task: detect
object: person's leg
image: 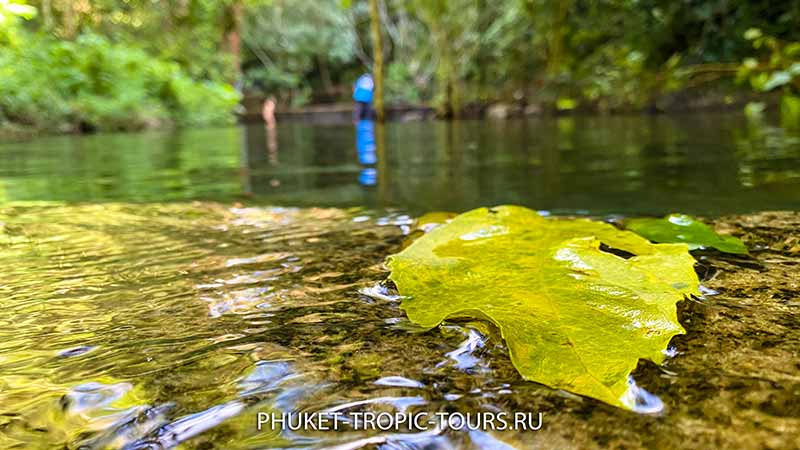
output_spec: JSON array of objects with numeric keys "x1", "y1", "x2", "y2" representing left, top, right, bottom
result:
[{"x1": 354, "y1": 102, "x2": 366, "y2": 122}]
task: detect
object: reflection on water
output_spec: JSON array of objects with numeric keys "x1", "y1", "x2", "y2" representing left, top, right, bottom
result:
[
  {"x1": 1, "y1": 203, "x2": 798, "y2": 449},
  {"x1": 1, "y1": 113, "x2": 799, "y2": 214},
  {"x1": 356, "y1": 120, "x2": 377, "y2": 188}
]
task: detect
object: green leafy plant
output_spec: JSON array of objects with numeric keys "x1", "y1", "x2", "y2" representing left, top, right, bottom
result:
[
  {"x1": 0, "y1": 32, "x2": 239, "y2": 131},
  {"x1": 387, "y1": 206, "x2": 699, "y2": 410},
  {"x1": 625, "y1": 214, "x2": 748, "y2": 255},
  {"x1": 738, "y1": 28, "x2": 800, "y2": 125}
]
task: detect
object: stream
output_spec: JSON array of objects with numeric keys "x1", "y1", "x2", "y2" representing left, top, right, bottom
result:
[{"x1": 0, "y1": 113, "x2": 798, "y2": 449}]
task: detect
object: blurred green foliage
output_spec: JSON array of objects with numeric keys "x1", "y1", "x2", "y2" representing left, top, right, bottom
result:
[
  {"x1": 737, "y1": 27, "x2": 800, "y2": 127},
  {"x1": 1, "y1": 33, "x2": 239, "y2": 131},
  {"x1": 1, "y1": 0, "x2": 240, "y2": 132},
  {"x1": 1, "y1": 0, "x2": 800, "y2": 132},
  {"x1": 241, "y1": 0, "x2": 358, "y2": 105}
]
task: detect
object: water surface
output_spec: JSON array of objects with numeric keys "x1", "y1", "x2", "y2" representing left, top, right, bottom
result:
[
  {"x1": 1, "y1": 113, "x2": 798, "y2": 214},
  {"x1": 0, "y1": 114, "x2": 798, "y2": 449}
]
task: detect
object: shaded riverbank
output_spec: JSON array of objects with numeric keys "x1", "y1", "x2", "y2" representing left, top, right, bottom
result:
[
  {"x1": 3, "y1": 90, "x2": 778, "y2": 143},
  {"x1": 237, "y1": 89, "x2": 778, "y2": 126}
]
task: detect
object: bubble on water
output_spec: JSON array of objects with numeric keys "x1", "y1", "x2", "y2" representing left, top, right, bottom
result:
[
  {"x1": 62, "y1": 381, "x2": 133, "y2": 414},
  {"x1": 238, "y1": 361, "x2": 297, "y2": 396},
  {"x1": 699, "y1": 285, "x2": 719, "y2": 296},
  {"x1": 438, "y1": 328, "x2": 486, "y2": 371},
  {"x1": 58, "y1": 345, "x2": 96, "y2": 358},
  {"x1": 225, "y1": 252, "x2": 291, "y2": 268},
  {"x1": 374, "y1": 376, "x2": 425, "y2": 389},
  {"x1": 395, "y1": 215, "x2": 413, "y2": 225},
  {"x1": 662, "y1": 346, "x2": 679, "y2": 358},
  {"x1": 124, "y1": 401, "x2": 244, "y2": 449},
  {"x1": 375, "y1": 213, "x2": 414, "y2": 228},
  {"x1": 203, "y1": 287, "x2": 274, "y2": 318},
  {"x1": 359, "y1": 283, "x2": 403, "y2": 302},
  {"x1": 619, "y1": 376, "x2": 664, "y2": 414}
]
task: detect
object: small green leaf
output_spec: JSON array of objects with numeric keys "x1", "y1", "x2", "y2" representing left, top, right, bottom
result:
[
  {"x1": 744, "y1": 101, "x2": 766, "y2": 119},
  {"x1": 742, "y1": 57, "x2": 759, "y2": 70},
  {"x1": 625, "y1": 214, "x2": 747, "y2": 254},
  {"x1": 763, "y1": 71, "x2": 792, "y2": 91},
  {"x1": 556, "y1": 98, "x2": 577, "y2": 110},
  {"x1": 744, "y1": 28, "x2": 762, "y2": 40},
  {"x1": 781, "y1": 95, "x2": 800, "y2": 127},
  {"x1": 387, "y1": 206, "x2": 699, "y2": 410}
]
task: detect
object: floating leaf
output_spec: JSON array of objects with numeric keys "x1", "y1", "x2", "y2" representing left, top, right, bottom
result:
[
  {"x1": 387, "y1": 206, "x2": 699, "y2": 410},
  {"x1": 625, "y1": 214, "x2": 747, "y2": 254}
]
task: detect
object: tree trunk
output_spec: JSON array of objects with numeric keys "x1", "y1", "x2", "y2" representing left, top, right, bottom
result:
[
  {"x1": 546, "y1": 0, "x2": 570, "y2": 76},
  {"x1": 446, "y1": 58, "x2": 460, "y2": 118},
  {"x1": 317, "y1": 55, "x2": 334, "y2": 94},
  {"x1": 368, "y1": 0, "x2": 385, "y2": 122},
  {"x1": 56, "y1": 0, "x2": 78, "y2": 39},
  {"x1": 225, "y1": 0, "x2": 244, "y2": 84},
  {"x1": 41, "y1": 0, "x2": 53, "y2": 31},
  {"x1": 437, "y1": 42, "x2": 459, "y2": 118}
]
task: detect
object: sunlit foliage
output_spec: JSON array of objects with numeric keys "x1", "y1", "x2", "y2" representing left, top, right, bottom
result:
[{"x1": 1, "y1": 0, "x2": 799, "y2": 131}]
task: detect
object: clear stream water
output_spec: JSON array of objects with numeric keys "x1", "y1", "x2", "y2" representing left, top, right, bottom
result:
[
  {"x1": 0, "y1": 113, "x2": 798, "y2": 449},
  {"x1": 2, "y1": 114, "x2": 799, "y2": 214}
]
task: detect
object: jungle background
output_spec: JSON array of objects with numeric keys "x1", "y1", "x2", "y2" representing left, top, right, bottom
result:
[{"x1": 1, "y1": 0, "x2": 799, "y2": 133}]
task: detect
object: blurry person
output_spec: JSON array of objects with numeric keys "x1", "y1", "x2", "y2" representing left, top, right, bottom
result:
[
  {"x1": 353, "y1": 73, "x2": 374, "y2": 122},
  {"x1": 261, "y1": 95, "x2": 277, "y2": 129},
  {"x1": 261, "y1": 96, "x2": 278, "y2": 166}
]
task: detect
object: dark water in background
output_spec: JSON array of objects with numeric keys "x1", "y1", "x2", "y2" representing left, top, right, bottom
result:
[
  {"x1": 1, "y1": 113, "x2": 799, "y2": 215},
  {"x1": 1, "y1": 114, "x2": 799, "y2": 449}
]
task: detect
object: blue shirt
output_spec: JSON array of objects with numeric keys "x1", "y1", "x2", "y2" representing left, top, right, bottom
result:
[{"x1": 353, "y1": 74, "x2": 374, "y2": 103}]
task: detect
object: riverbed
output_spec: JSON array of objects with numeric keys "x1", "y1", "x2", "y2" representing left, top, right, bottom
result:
[{"x1": 0, "y1": 114, "x2": 798, "y2": 449}]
